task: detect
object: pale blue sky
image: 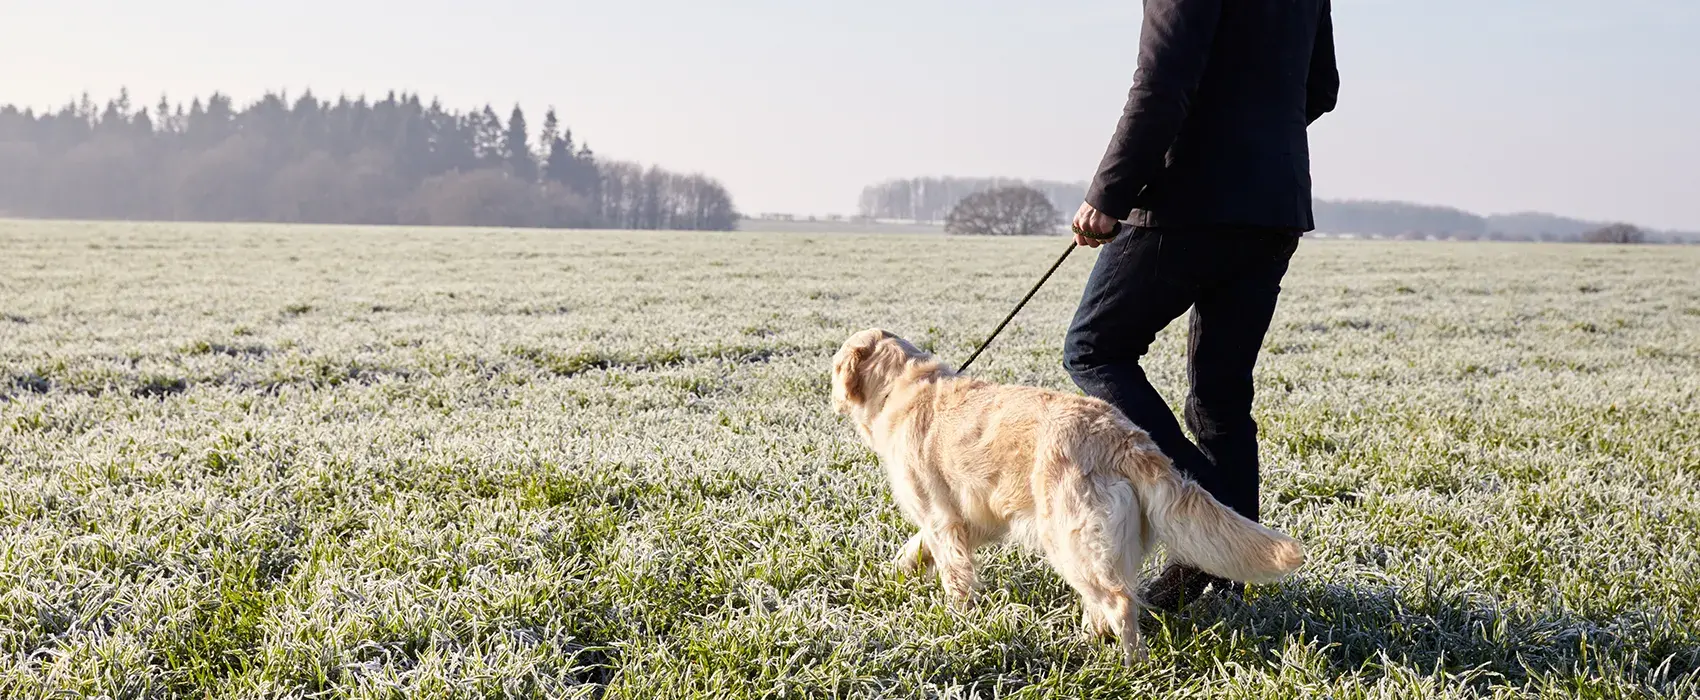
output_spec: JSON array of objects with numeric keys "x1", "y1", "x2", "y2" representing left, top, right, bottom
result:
[{"x1": 5, "y1": 0, "x2": 1698, "y2": 229}]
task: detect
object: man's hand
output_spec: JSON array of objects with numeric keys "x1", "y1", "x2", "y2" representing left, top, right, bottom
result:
[{"x1": 1072, "y1": 201, "x2": 1121, "y2": 248}]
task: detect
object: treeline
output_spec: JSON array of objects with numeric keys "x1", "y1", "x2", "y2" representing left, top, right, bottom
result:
[
  {"x1": 1313, "y1": 200, "x2": 1696, "y2": 242},
  {"x1": 0, "y1": 90, "x2": 738, "y2": 230},
  {"x1": 858, "y1": 176, "x2": 1696, "y2": 243},
  {"x1": 859, "y1": 177, "x2": 1084, "y2": 223}
]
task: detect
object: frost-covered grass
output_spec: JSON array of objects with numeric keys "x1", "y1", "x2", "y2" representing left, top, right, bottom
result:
[{"x1": 1, "y1": 220, "x2": 1697, "y2": 699}]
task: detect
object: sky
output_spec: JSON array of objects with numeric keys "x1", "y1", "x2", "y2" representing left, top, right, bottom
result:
[{"x1": 4, "y1": 0, "x2": 1698, "y2": 230}]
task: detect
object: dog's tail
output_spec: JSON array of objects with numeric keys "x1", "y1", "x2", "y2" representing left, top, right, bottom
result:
[{"x1": 1114, "y1": 436, "x2": 1304, "y2": 583}]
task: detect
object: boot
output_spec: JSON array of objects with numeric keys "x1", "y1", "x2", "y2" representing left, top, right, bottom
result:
[{"x1": 1143, "y1": 564, "x2": 1245, "y2": 613}]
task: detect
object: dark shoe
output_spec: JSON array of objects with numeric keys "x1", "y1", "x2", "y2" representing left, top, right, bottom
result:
[{"x1": 1143, "y1": 564, "x2": 1245, "y2": 613}]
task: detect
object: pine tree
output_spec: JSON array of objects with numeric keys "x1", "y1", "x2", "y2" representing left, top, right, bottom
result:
[
  {"x1": 155, "y1": 95, "x2": 173, "y2": 134},
  {"x1": 541, "y1": 108, "x2": 575, "y2": 186},
  {"x1": 77, "y1": 92, "x2": 97, "y2": 124},
  {"x1": 572, "y1": 142, "x2": 601, "y2": 203},
  {"x1": 132, "y1": 108, "x2": 153, "y2": 136},
  {"x1": 504, "y1": 104, "x2": 535, "y2": 181},
  {"x1": 539, "y1": 108, "x2": 559, "y2": 158},
  {"x1": 99, "y1": 99, "x2": 125, "y2": 132},
  {"x1": 474, "y1": 106, "x2": 505, "y2": 167}
]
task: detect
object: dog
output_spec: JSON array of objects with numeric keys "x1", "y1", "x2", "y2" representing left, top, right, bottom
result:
[{"x1": 830, "y1": 328, "x2": 1304, "y2": 663}]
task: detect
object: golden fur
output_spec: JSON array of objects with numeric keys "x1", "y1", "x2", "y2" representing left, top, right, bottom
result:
[{"x1": 831, "y1": 328, "x2": 1305, "y2": 663}]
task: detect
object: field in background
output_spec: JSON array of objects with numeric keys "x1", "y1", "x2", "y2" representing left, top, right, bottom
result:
[{"x1": 2, "y1": 220, "x2": 1697, "y2": 698}]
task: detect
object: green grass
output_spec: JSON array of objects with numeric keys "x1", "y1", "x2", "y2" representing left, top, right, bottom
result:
[{"x1": 1, "y1": 220, "x2": 1697, "y2": 698}]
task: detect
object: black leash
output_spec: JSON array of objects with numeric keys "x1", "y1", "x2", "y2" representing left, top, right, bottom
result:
[{"x1": 956, "y1": 223, "x2": 1121, "y2": 373}]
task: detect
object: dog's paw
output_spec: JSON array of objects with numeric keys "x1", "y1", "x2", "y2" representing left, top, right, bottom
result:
[
  {"x1": 948, "y1": 596, "x2": 976, "y2": 612},
  {"x1": 892, "y1": 537, "x2": 932, "y2": 575},
  {"x1": 1123, "y1": 642, "x2": 1149, "y2": 667},
  {"x1": 892, "y1": 554, "x2": 931, "y2": 576},
  {"x1": 1080, "y1": 608, "x2": 1115, "y2": 640}
]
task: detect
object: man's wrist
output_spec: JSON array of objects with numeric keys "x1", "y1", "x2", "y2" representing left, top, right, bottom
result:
[{"x1": 1084, "y1": 186, "x2": 1136, "y2": 222}]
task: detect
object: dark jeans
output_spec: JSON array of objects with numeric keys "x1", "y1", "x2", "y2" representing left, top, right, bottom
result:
[{"x1": 1063, "y1": 227, "x2": 1300, "y2": 522}]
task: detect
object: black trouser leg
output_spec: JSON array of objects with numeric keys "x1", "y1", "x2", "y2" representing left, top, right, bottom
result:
[
  {"x1": 1063, "y1": 229, "x2": 1215, "y2": 488},
  {"x1": 1065, "y1": 227, "x2": 1299, "y2": 522},
  {"x1": 1182, "y1": 233, "x2": 1297, "y2": 521}
]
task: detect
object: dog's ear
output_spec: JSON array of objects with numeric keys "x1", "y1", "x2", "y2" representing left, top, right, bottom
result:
[
  {"x1": 834, "y1": 329, "x2": 894, "y2": 411},
  {"x1": 834, "y1": 342, "x2": 871, "y2": 405}
]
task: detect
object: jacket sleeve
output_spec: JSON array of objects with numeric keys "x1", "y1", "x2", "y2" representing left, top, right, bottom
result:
[
  {"x1": 1305, "y1": 0, "x2": 1339, "y2": 126},
  {"x1": 1085, "y1": 0, "x2": 1223, "y2": 221}
]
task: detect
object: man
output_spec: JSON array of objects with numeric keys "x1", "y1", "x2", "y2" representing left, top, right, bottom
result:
[{"x1": 1064, "y1": 0, "x2": 1338, "y2": 611}]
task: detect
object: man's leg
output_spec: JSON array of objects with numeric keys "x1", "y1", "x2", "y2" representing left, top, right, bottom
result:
[
  {"x1": 1185, "y1": 231, "x2": 1301, "y2": 522},
  {"x1": 1062, "y1": 228, "x2": 1212, "y2": 482},
  {"x1": 1142, "y1": 230, "x2": 1299, "y2": 611}
]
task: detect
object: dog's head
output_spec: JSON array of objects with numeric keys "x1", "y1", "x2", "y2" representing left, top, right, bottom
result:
[{"x1": 830, "y1": 328, "x2": 942, "y2": 418}]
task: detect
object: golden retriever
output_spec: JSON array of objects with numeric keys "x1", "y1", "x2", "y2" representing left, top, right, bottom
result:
[{"x1": 830, "y1": 328, "x2": 1304, "y2": 663}]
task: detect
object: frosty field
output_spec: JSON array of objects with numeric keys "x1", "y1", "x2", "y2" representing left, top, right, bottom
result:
[{"x1": 1, "y1": 220, "x2": 1697, "y2": 699}]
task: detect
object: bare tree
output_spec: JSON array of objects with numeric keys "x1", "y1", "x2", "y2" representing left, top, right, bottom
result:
[
  {"x1": 1580, "y1": 223, "x2": 1646, "y2": 244},
  {"x1": 943, "y1": 186, "x2": 1061, "y2": 236},
  {"x1": 861, "y1": 177, "x2": 1084, "y2": 222}
]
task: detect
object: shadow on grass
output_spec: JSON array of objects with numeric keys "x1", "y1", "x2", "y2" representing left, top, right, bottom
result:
[{"x1": 1159, "y1": 577, "x2": 1700, "y2": 692}]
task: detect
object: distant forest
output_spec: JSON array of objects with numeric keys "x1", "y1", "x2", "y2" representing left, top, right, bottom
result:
[
  {"x1": 0, "y1": 90, "x2": 738, "y2": 230},
  {"x1": 859, "y1": 177, "x2": 1697, "y2": 243}
]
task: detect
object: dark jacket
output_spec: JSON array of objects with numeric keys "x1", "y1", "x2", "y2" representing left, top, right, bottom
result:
[{"x1": 1085, "y1": 0, "x2": 1339, "y2": 231}]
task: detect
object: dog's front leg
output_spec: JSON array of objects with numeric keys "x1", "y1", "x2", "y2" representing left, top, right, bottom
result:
[{"x1": 893, "y1": 533, "x2": 932, "y2": 574}]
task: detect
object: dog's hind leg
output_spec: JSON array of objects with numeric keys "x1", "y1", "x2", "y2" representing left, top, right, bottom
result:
[
  {"x1": 1081, "y1": 601, "x2": 1115, "y2": 639},
  {"x1": 1105, "y1": 590, "x2": 1145, "y2": 664},
  {"x1": 925, "y1": 522, "x2": 978, "y2": 609},
  {"x1": 1039, "y1": 514, "x2": 1145, "y2": 660},
  {"x1": 1111, "y1": 476, "x2": 1153, "y2": 665},
  {"x1": 1034, "y1": 451, "x2": 1149, "y2": 663}
]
